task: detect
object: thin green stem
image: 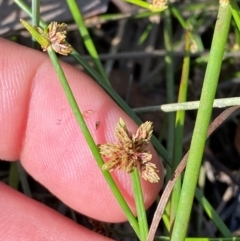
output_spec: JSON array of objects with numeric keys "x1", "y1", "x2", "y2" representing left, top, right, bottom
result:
[
  {"x1": 195, "y1": 189, "x2": 232, "y2": 237},
  {"x1": 65, "y1": 0, "x2": 110, "y2": 85},
  {"x1": 170, "y1": 4, "x2": 232, "y2": 241},
  {"x1": 31, "y1": 0, "x2": 40, "y2": 26},
  {"x1": 131, "y1": 169, "x2": 148, "y2": 241},
  {"x1": 230, "y1": 0, "x2": 240, "y2": 31},
  {"x1": 138, "y1": 22, "x2": 154, "y2": 46},
  {"x1": 17, "y1": 162, "x2": 32, "y2": 197},
  {"x1": 31, "y1": 0, "x2": 40, "y2": 48},
  {"x1": 14, "y1": 0, "x2": 46, "y2": 27},
  {"x1": 9, "y1": 162, "x2": 20, "y2": 190},
  {"x1": 163, "y1": 8, "x2": 175, "y2": 168},
  {"x1": 46, "y1": 47, "x2": 140, "y2": 238},
  {"x1": 163, "y1": 8, "x2": 176, "y2": 231},
  {"x1": 170, "y1": 5, "x2": 187, "y2": 29},
  {"x1": 170, "y1": 30, "x2": 190, "y2": 228}
]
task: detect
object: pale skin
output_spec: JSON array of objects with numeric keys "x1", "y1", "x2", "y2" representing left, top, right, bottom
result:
[{"x1": 0, "y1": 38, "x2": 164, "y2": 241}]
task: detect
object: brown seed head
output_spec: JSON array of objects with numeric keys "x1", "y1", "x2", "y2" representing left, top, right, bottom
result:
[
  {"x1": 38, "y1": 22, "x2": 73, "y2": 55},
  {"x1": 99, "y1": 118, "x2": 159, "y2": 183}
]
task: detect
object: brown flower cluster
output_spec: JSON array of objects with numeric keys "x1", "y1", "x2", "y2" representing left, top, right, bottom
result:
[
  {"x1": 37, "y1": 22, "x2": 72, "y2": 55},
  {"x1": 152, "y1": 0, "x2": 168, "y2": 8},
  {"x1": 99, "y1": 118, "x2": 159, "y2": 183}
]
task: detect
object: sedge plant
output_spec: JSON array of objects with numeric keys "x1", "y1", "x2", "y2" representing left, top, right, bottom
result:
[{"x1": 10, "y1": 0, "x2": 240, "y2": 240}]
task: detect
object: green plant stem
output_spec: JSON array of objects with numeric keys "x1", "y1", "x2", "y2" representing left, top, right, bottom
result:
[
  {"x1": 17, "y1": 162, "x2": 32, "y2": 197},
  {"x1": 230, "y1": 0, "x2": 240, "y2": 31},
  {"x1": 46, "y1": 47, "x2": 140, "y2": 239},
  {"x1": 131, "y1": 169, "x2": 148, "y2": 241},
  {"x1": 163, "y1": 8, "x2": 175, "y2": 229},
  {"x1": 170, "y1": 30, "x2": 190, "y2": 227},
  {"x1": 31, "y1": 0, "x2": 39, "y2": 26},
  {"x1": 31, "y1": 0, "x2": 40, "y2": 48},
  {"x1": 195, "y1": 189, "x2": 232, "y2": 237},
  {"x1": 14, "y1": 0, "x2": 46, "y2": 27},
  {"x1": 65, "y1": 0, "x2": 110, "y2": 85},
  {"x1": 9, "y1": 162, "x2": 19, "y2": 190},
  {"x1": 170, "y1": 4, "x2": 232, "y2": 241},
  {"x1": 163, "y1": 8, "x2": 175, "y2": 168},
  {"x1": 162, "y1": 212, "x2": 171, "y2": 233},
  {"x1": 138, "y1": 22, "x2": 154, "y2": 46},
  {"x1": 170, "y1": 5, "x2": 187, "y2": 29}
]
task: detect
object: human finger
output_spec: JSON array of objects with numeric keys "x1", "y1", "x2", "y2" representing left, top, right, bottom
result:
[{"x1": 0, "y1": 38, "x2": 164, "y2": 222}]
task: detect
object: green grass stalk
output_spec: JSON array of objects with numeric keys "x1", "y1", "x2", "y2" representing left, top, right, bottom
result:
[
  {"x1": 16, "y1": 162, "x2": 32, "y2": 197},
  {"x1": 14, "y1": 0, "x2": 46, "y2": 27},
  {"x1": 163, "y1": 8, "x2": 175, "y2": 168},
  {"x1": 131, "y1": 169, "x2": 148, "y2": 241},
  {"x1": 65, "y1": 0, "x2": 110, "y2": 85},
  {"x1": 195, "y1": 189, "x2": 232, "y2": 237},
  {"x1": 170, "y1": 5, "x2": 187, "y2": 29},
  {"x1": 230, "y1": 0, "x2": 240, "y2": 31},
  {"x1": 170, "y1": 4, "x2": 232, "y2": 241},
  {"x1": 9, "y1": 162, "x2": 20, "y2": 190},
  {"x1": 31, "y1": 0, "x2": 40, "y2": 48},
  {"x1": 163, "y1": 8, "x2": 176, "y2": 230},
  {"x1": 170, "y1": 30, "x2": 190, "y2": 227}
]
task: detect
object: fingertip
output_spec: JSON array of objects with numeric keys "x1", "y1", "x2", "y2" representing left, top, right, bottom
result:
[{"x1": 0, "y1": 38, "x2": 46, "y2": 160}]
